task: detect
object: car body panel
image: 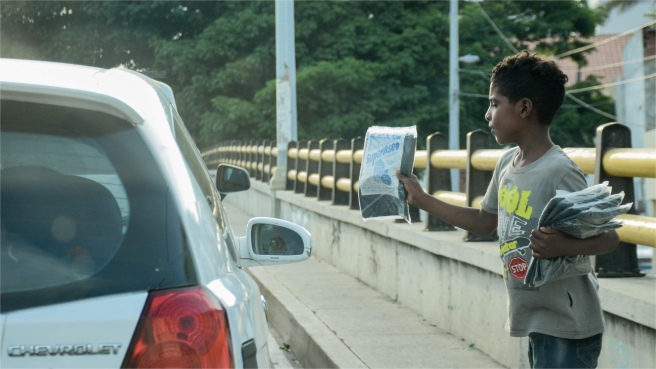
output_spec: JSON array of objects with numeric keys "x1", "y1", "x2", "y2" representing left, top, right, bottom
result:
[
  {"x1": 0, "y1": 293, "x2": 147, "y2": 368},
  {"x1": 1, "y1": 314, "x2": 6, "y2": 349},
  {"x1": 0, "y1": 58, "x2": 271, "y2": 368}
]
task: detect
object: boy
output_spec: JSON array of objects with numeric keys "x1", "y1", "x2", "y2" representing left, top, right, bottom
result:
[{"x1": 397, "y1": 50, "x2": 619, "y2": 368}]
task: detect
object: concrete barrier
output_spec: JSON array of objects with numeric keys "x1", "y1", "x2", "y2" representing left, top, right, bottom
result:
[{"x1": 225, "y1": 181, "x2": 656, "y2": 369}]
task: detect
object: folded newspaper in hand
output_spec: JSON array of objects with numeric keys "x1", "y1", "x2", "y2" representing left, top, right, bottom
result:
[
  {"x1": 359, "y1": 126, "x2": 417, "y2": 223},
  {"x1": 525, "y1": 181, "x2": 632, "y2": 287}
]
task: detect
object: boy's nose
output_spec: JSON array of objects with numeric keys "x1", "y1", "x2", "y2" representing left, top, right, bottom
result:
[{"x1": 485, "y1": 112, "x2": 491, "y2": 121}]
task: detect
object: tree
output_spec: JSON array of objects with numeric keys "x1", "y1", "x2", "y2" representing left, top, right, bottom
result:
[{"x1": 1, "y1": 1, "x2": 611, "y2": 149}]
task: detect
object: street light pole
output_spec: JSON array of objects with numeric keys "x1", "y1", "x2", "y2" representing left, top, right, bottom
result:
[
  {"x1": 449, "y1": 0, "x2": 460, "y2": 193},
  {"x1": 272, "y1": 0, "x2": 298, "y2": 192}
]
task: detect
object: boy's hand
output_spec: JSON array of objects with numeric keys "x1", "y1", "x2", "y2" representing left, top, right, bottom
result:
[
  {"x1": 529, "y1": 227, "x2": 572, "y2": 259},
  {"x1": 396, "y1": 171, "x2": 425, "y2": 206}
]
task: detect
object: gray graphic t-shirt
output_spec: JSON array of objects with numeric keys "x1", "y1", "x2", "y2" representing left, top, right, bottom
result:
[{"x1": 481, "y1": 146, "x2": 605, "y2": 339}]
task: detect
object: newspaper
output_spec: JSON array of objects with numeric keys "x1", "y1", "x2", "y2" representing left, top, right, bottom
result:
[
  {"x1": 359, "y1": 126, "x2": 417, "y2": 223},
  {"x1": 525, "y1": 182, "x2": 632, "y2": 287}
]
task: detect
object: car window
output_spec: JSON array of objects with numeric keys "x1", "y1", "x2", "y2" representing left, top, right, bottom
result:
[
  {"x1": 171, "y1": 109, "x2": 238, "y2": 262},
  {"x1": 1, "y1": 100, "x2": 196, "y2": 312},
  {"x1": 1, "y1": 131, "x2": 129, "y2": 292}
]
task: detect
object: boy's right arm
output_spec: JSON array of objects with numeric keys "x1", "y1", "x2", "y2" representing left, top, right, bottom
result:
[{"x1": 397, "y1": 171, "x2": 497, "y2": 237}]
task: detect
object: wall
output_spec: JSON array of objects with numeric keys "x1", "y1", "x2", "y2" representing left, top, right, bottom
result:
[{"x1": 225, "y1": 181, "x2": 656, "y2": 369}]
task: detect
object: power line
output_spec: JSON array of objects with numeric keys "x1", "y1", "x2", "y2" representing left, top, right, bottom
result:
[
  {"x1": 567, "y1": 73, "x2": 656, "y2": 94},
  {"x1": 556, "y1": 19, "x2": 656, "y2": 59},
  {"x1": 459, "y1": 68, "x2": 492, "y2": 80},
  {"x1": 560, "y1": 55, "x2": 656, "y2": 73},
  {"x1": 564, "y1": 94, "x2": 617, "y2": 121},
  {"x1": 459, "y1": 91, "x2": 618, "y2": 120},
  {"x1": 472, "y1": 1, "x2": 620, "y2": 121},
  {"x1": 475, "y1": 2, "x2": 519, "y2": 54},
  {"x1": 460, "y1": 92, "x2": 489, "y2": 98}
]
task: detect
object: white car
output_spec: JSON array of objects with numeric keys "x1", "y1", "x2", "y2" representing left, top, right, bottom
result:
[{"x1": 0, "y1": 58, "x2": 312, "y2": 369}]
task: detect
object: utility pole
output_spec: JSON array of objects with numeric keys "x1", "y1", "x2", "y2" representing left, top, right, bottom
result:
[
  {"x1": 271, "y1": 0, "x2": 298, "y2": 193},
  {"x1": 449, "y1": 0, "x2": 460, "y2": 193}
]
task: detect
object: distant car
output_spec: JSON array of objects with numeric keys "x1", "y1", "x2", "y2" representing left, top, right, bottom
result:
[{"x1": 0, "y1": 58, "x2": 312, "y2": 369}]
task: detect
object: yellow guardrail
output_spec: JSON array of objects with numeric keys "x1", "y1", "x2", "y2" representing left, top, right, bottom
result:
[
  {"x1": 322, "y1": 150, "x2": 336, "y2": 162},
  {"x1": 336, "y1": 178, "x2": 351, "y2": 192},
  {"x1": 354, "y1": 150, "x2": 363, "y2": 164},
  {"x1": 414, "y1": 150, "x2": 427, "y2": 168},
  {"x1": 202, "y1": 142, "x2": 655, "y2": 249},
  {"x1": 336, "y1": 150, "x2": 352, "y2": 164},
  {"x1": 470, "y1": 150, "x2": 505, "y2": 171},
  {"x1": 432, "y1": 191, "x2": 497, "y2": 211},
  {"x1": 604, "y1": 149, "x2": 656, "y2": 178},
  {"x1": 321, "y1": 176, "x2": 334, "y2": 189},
  {"x1": 308, "y1": 173, "x2": 320, "y2": 185},
  {"x1": 309, "y1": 149, "x2": 321, "y2": 162},
  {"x1": 431, "y1": 150, "x2": 468, "y2": 169},
  {"x1": 616, "y1": 214, "x2": 656, "y2": 247}
]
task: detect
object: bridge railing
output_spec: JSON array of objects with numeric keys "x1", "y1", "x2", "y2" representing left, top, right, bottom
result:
[{"x1": 202, "y1": 123, "x2": 656, "y2": 277}]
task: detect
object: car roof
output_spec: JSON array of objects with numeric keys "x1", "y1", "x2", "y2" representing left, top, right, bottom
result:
[{"x1": 0, "y1": 58, "x2": 173, "y2": 129}]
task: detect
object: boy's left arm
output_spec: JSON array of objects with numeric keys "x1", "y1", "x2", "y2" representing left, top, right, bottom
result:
[{"x1": 529, "y1": 227, "x2": 620, "y2": 259}]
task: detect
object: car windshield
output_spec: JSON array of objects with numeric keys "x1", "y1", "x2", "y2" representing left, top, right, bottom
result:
[{"x1": 1, "y1": 100, "x2": 197, "y2": 312}]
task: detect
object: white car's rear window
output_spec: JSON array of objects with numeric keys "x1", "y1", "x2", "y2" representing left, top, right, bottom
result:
[
  {"x1": 1, "y1": 100, "x2": 197, "y2": 312},
  {"x1": 1, "y1": 132, "x2": 128, "y2": 292}
]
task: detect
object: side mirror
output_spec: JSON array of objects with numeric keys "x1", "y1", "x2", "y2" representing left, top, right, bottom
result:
[
  {"x1": 236, "y1": 217, "x2": 312, "y2": 268},
  {"x1": 216, "y1": 164, "x2": 250, "y2": 194}
]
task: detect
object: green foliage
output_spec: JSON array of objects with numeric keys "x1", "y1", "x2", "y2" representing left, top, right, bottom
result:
[
  {"x1": 1, "y1": 1, "x2": 610, "y2": 149},
  {"x1": 554, "y1": 76, "x2": 616, "y2": 147}
]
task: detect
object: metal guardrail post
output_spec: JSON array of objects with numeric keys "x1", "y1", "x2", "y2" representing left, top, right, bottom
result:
[
  {"x1": 594, "y1": 123, "x2": 645, "y2": 278},
  {"x1": 350, "y1": 137, "x2": 364, "y2": 210},
  {"x1": 318, "y1": 139, "x2": 333, "y2": 201},
  {"x1": 242, "y1": 140, "x2": 248, "y2": 169},
  {"x1": 332, "y1": 139, "x2": 351, "y2": 206},
  {"x1": 286, "y1": 141, "x2": 297, "y2": 191},
  {"x1": 305, "y1": 140, "x2": 320, "y2": 197},
  {"x1": 262, "y1": 140, "x2": 272, "y2": 182},
  {"x1": 240, "y1": 140, "x2": 246, "y2": 167},
  {"x1": 270, "y1": 142, "x2": 277, "y2": 180},
  {"x1": 255, "y1": 139, "x2": 263, "y2": 180},
  {"x1": 248, "y1": 140, "x2": 256, "y2": 177},
  {"x1": 230, "y1": 140, "x2": 237, "y2": 166},
  {"x1": 426, "y1": 132, "x2": 455, "y2": 231},
  {"x1": 295, "y1": 140, "x2": 308, "y2": 194},
  {"x1": 220, "y1": 141, "x2": 226, "y2": 164},
  {"x1": 465, "y1": 130, "x2": 497, "y2": 241}
]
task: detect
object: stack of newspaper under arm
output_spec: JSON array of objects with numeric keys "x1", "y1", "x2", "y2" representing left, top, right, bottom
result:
[{"x1": 525, "y1": 182, "x2": 632, "y2": 287}]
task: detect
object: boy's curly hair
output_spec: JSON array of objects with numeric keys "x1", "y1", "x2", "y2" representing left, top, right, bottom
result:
[{"x1": 491, "y1": 50, "x2": 569, "y2": 125}]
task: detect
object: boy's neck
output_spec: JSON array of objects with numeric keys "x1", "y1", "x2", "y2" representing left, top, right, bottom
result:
[{"x1": 513, "y1": 125, "x2": 555, "y2": 168}]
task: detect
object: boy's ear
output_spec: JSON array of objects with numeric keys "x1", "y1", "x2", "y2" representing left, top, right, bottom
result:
[{"x1": 518, "y1": 98, "x2": 533, "y2": 119}]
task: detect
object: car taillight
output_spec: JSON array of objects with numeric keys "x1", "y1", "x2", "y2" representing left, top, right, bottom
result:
[{"x1": 122, "y1": 286, "x2": 233, "y2": 369}]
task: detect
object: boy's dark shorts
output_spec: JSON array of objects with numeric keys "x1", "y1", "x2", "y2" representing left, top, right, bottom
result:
[{"x1": 528, "y1": 332, "x2": 603, "y2": 368}]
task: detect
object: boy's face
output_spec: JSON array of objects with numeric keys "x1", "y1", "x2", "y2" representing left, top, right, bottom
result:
[{"x1": 485, "y1": 84, "x2": 523, "y2": 145}]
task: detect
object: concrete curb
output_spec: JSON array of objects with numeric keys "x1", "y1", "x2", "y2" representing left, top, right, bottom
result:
[{"x1": 247, "y1": 267, "x2": 368, "y2": 369}]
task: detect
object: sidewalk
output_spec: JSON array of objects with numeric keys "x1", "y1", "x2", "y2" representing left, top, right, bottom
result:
[{"x1": 224, "y1": 203, "x2": 505, "y2": 369}]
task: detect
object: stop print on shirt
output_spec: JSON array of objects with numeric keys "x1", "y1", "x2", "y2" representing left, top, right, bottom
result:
[{"x1": 508, "y1": 257, "x2": 529, "y2": 280}]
